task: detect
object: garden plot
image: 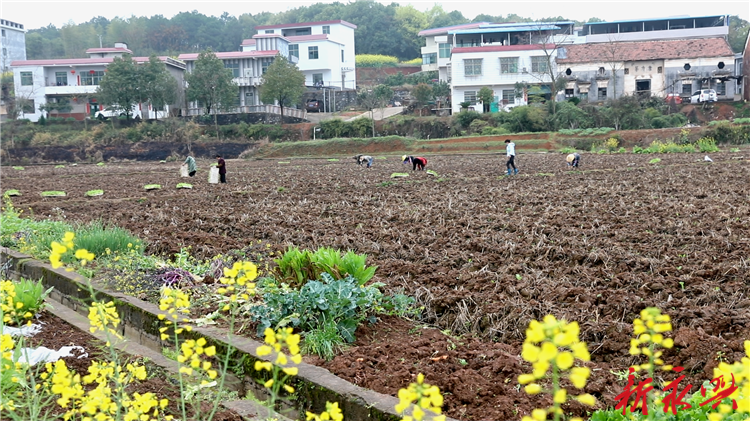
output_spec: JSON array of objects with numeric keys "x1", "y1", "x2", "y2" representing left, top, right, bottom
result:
[{"x1": 2, "y1": 153, "x2": 750, "y2": 420}]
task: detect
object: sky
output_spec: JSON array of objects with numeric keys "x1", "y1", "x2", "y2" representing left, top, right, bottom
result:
[{"x1": 1, "y1": 0, "x2": 749, "y2": 31}]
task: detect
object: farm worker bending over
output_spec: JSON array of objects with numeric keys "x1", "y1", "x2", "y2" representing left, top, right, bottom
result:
[
  {"x1": 566, "y1": 153, "x2": 581, "y2": 168},
  {"x1": 505, "y1": 139, "x2": 518, "y2": 175},
  {"x1": 402, "y1": 155, "x2": 427, "y2": 171},
  {"x1": 216, "y1": 154, "x2": 227, "y2": 183},
  {"x1": 354, "y1": 155, "x2": 374, "y2": 168},
  {"x1": 183, "y1": 156, "x2": 197, "y2": 177}
]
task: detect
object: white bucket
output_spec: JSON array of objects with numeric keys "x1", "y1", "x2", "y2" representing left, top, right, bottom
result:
[
  {"x1": 208, "y1": 167, "x2": 219, "y2": 184},
  {"x1": 180, "y1": 165, "x2": 189, "y2": 177}
]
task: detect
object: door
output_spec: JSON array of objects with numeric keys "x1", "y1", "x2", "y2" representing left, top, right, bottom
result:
[{"x1": 636, "y1": 79, "x2": 651, "y2": 99}]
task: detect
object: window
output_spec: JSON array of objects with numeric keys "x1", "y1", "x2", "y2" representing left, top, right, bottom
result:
[
  {"x1": 295, "y1": 28, "x2": 311, "y2": 36},
  {"x1": 500, "y1": 57, "x2": 518, "y2": 74},
  {"x1": 265, "y1": 30, "x2": 274, "y2": 34},
  {"x1": 624, "y1": 68, "x2": 630, "y2": 75},
  {"x1": 565, "y1": 88, "x2": 574, "y2": 98},
  {"x1": 422, "y1": 53, "x2": 437, "y2": 65},
  {"x1": 464, "y1": 59, "x2": 482, "y2": 76},
  {"x1": 313, "y1": 73, "x2": 323, "y2": 85},
  {"x1": 261, "y1": 60, "x2": 270, "y2": 74},
  {"x1": 1, "y1": 29, "x2": 5, "y2": 37},
  {"x1": 501, "y1": 89, "x2": 514, "y2": 103},
  {"x1": 289, "y1": 44, "x2": 299, "y2": 58},
  {"x1": 81, "y1": 70, "x2": 104, "y2": 86},
  {"x1": 682, "y1": 82, "x2": 692, "y2": 95},
  {"x1": 2, "y1": 48, "x2": 6, "y2": 56},
  {"x1": 439, "y1": 43, "x2": 451, "y2": 59},
  {"x1": 531, "y1": 57, "x2": 548, "y2": 73},
  {"x1": 55, "y1": 71, "x2": 68, "y2": 86},
  {"x1": 657, "y1": 66, "x2": 662, "y2": 74},
  {"x1": 21, "y1": 99, "x2": 35, "y2": 114},
  {"x1": 597, "y1": 67, "x2": 606, "y2": 75},
  {"x1": 716, "y1": 82, "x2": 726, "y2": 96},
  {"x1": 224, "y1": 62, "x2": 240, "y2": 78},
  {"x1": 308, "y1": 46, "x2": 319, "y2": 60},
  {"x1": 464, "y1": 90, "x2": 477, "y2": 103},
  {"x1": 597, "y1": 87, "x2": 607, "y2": 101},
  {"x1": 322, "y1": 25, "x2": 330, "y2": 34},
  {"x1": 20, "y1": 71, "x2": 33, "y2": 86}
]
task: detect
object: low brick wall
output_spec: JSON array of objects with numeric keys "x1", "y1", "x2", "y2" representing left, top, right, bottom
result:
[{"x1": 0, "y1": 247, "x2": 440, "y2": 421}]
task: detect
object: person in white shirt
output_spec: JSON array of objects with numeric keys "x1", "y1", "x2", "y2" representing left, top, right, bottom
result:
[{"x1": 505, "y1": 139, "x2": 518, "y2": 175}]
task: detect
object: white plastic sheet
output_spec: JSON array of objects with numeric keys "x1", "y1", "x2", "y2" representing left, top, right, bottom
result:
[
  {"x1": 3, "y1": 323, "x2": 43, "y2": 337},
  {"x1": 15, "y1": 346, "x2": 88, "y2": 365},
  {"x1": 180, "y1": 165, "x2": 189, "y2": 177},
  {"x1": 209, "y1": 167, "x2": 220, "y2": 184}
]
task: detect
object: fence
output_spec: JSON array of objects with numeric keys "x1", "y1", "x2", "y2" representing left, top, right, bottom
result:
[{"x1": 183, "y1": 104, "x2": 307, "y2": 119}]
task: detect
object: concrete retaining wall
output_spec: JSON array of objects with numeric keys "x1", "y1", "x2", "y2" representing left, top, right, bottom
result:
[{"x1": 0, "y1": 247, "x2": 439, "y2": 421}]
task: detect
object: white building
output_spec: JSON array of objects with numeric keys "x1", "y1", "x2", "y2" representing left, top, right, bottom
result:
[
  {"x1": 420, "y1": 15, "x2": 738, "y2": 113},
  {"x1": 246, "y1": 20, "x2": 357, "y2": 90},
  {"x1": 433, "y1": 21, "x2": 576, "y2": 113},
  {"x1": 11, "y1": 43, "x2": 186, "y2": 122},
  {"x1": 178, "y1": 47, "x2": 281, "y2": 113},
  {"x1": 1, "y1": 18, "x2": 26, "y2": 72}
]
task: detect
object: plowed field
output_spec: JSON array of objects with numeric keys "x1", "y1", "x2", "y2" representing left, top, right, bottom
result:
[{"x1": 3, "y1": 152, "x2": 750, "y2": 420}]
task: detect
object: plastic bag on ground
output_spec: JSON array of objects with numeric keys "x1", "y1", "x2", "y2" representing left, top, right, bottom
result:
[
  {"x1": 209, "y1": 167, "x2": 219, "y2": 184},
  {"x1": 16, "y1": 346, "x2": 88, "y2": 365},
  {"x1": 180, "y1": 165, "x2": 189, "y2": 177}
]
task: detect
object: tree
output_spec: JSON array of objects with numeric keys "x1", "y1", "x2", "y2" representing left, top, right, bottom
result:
[
  {"x1": 411, "y1": 83, "x2": 433, "y2": 116},
  {"x1": 140, "y1": 55, "x2": 178, "y2": 120},
  {"x1": 478, "y1": 87, "x2": 494, "y2": 113},
  {"x1": 259, "y1": 54, "x2": 305, "y2": 122},
  {"x1": 728, "y1": 15, "x2": 750, "y2": 53},
  {"x1": 432, "y1": 80, "x2": 450, "y2": 110},
  {"x1": 358, "y1": 84, "x2": 392, "y2": 136},
  {"x1": 186, "y1": 49, "x2": 238, "y2": 117},
  {"x1": 526, "y1": 23, "x2": 574, "y2": 115},
  {"x1": 601, "y1": 35, "x2": 627, "y2": 99},
  {"x1": 96, "y1": 55, "x2": 141, "y2": 119}
]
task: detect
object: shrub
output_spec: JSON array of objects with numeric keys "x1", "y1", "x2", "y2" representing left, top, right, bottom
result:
[
  {"x1": 468, "y1": 119, "x2": 489, "y2": 134},
  {"x1": 695, "y1": 136, "x2": 719, "y2": 153},
  {"x1": 73, "y1": 220, "x2": 144, "y2": 257},
  {"x1": 591, "y1": 137, "x2": 619, "y2": 153},
  {"x1": 273, "y1": 246, "x2": 377, "y2": 288},
  {"x1": 481, "y1": 126, "x2": 510, "y2": 136},
  {"x1": 355, "y1": 54, "x2": 399, "y2": 67},
  {"x1": 65, "y1": 117, "x2": 77, "y2": 122},
  {"x1": 454, "y1": 110, "x2": 481, "y2": 128}
]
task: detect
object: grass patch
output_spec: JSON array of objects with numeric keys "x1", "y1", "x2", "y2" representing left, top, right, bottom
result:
[
  {"x1": 74, "y1": 220, "x2": 144, "y2": 257},
  {"x1": 327, "y1": 159, "x2": 340, "y2": 162}
]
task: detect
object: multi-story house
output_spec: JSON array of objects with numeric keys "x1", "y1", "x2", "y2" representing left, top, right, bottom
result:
[
  {"x1": 418, "y1": 22, "x2": 491, "y2": 83},
  {"x1": 246, "y1": 20, "x2": 357, "y2": 90},
  {"x1": 1, "y1": 19, "x2": 26, "y2": 121},
  {"x1": 178, "y1": 35, "x2": 284, "y2": 114},
  {"x1": 558, "y1": 15, "x2": 738, "y2": 102},
  {"x1": 11, "y1": 43, "x2": 186, "y2": 122},
  {"x1": 1, "y1": 18, "x2": 26, "y2": 72},
  {"x1": 420, "y1": 15, "x2": 739, "y2": 113},
  {"x1": 437, "y1": 21, "x2": 576, "y2": 113}
]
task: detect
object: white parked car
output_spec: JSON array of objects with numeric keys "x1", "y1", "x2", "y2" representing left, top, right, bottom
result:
[{"x1": 690, "y1": 89, "x2": 717, "y2": 104}]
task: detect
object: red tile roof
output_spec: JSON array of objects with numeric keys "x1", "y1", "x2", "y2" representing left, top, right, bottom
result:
[
  {"x1": 178, "y1": 51, "x2": 278, "y2": 60},
  {"x1": 557, "y1": 37, "x2": 734, "y2": 63},
  {"x1": 241, "y1": 39, "x2": 256, "y2": 46},
  {"x1": 11, "y1": 57, "x2": 178, "y2": 66},
  {"x1": 256, "y1": 19, "x2": 356, "y2": 30},
  {"x1": 452, "y1": 43, "x2": 557, "y2": 54}
]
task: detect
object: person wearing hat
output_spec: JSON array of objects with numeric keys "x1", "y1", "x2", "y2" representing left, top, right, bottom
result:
[
  {"x1": 566, "y1": 153, "x2": 581, "y2": 168},
  {"x1": 505, "y1": 139, "x2": 518, "y2": 175},
  {"x1": 402, "y1": 155, "x2": 427, "y2": 171}
]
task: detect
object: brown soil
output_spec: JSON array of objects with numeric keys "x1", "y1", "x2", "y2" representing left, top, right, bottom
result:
[
  {"x1": 3, "y1": 153, "x2": 750, "y2": 420},
  {"x1": 16, "y1": 312, "x2": 242, "y2": 421}
]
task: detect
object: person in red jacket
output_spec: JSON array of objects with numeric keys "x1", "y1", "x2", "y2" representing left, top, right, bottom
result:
[{"x1": 402, "y1": 155, "x2": 427, "y2": 171}]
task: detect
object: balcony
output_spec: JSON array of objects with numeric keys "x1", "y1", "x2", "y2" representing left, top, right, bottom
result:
[
  {"x1": 233, "y1": 76, "x2": 261, "y2": 86},
  {"x1": 44, "y1": 85, "x2": 98, "y2": 95}
]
